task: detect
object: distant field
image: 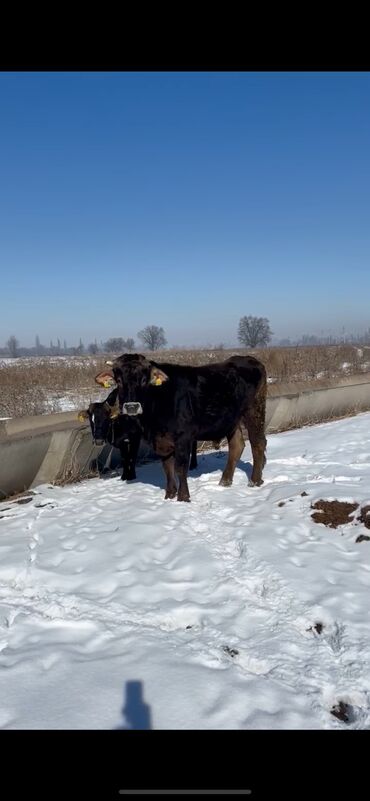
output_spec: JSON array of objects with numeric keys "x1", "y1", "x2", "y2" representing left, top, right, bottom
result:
[{"x1": 1, "y1": 344, "x2": 370, "y2": 418}]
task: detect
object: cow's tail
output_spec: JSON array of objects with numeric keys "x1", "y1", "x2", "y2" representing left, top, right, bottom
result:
[
  {"x1": 241, "y1": 362, "x2": 267, "y2": 445},
  {"x1": 241, "y1": 363, "x2": 268, "y2": 478},
  {"x1": 254, "y1": 362, "x2": 267, "y2": 433}
]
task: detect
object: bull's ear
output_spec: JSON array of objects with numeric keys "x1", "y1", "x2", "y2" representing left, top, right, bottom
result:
[
  {"x1": 150, "y1": 367, "x2": 169, "y2": 386},
  {"x1": 105, "y1": 399, "x2": 120, "y2": 419},
  {"x1": 94, "y1": 370, "x2": 116, "y2": 388},
  {"x1": 77, "y1": 410, "x2": 89, "y2": 422}
]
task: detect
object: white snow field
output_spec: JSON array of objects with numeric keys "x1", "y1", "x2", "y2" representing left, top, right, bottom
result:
[{"x1": 1, "y1": 413, "x2": 370, "y2": 730}]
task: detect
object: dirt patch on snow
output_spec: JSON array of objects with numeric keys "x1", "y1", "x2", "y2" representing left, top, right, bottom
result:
[
  {"x1": 358, "y1": 505, "x2": 370, "y2": 529},
  {"x1": 307, "y1": 622, "x2": 324, "y2": 635},
  {"x1": 330, "y1": 701, "x2": 352, "y2": 723},
  {"x1": 311, "y1": 500, "x2": 358, "y2": 528}
]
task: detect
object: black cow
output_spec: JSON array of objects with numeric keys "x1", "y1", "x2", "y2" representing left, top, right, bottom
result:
[
  {"x1": 78, "y1": 388, "x2": 200, "y2": 481},
  {"x1": 95, "y1": 353, "x2": 267, "y2": 502},
  {"x1": 78, "y1": 389, "x2": 142, "y2": 481}
]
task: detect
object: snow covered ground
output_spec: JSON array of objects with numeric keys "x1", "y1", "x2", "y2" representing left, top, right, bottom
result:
[
  {"x1": 1, "y1": 413, "x2": 370, "y2": 730},
  {"x1": 0, "y1": 357, "x2": 93, "y2": 367},
  {"x1": 51, "y1": 389, "x2": 105, "y2": 412}
]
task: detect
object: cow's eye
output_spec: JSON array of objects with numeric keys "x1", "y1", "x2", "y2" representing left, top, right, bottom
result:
[{"x1": 141, "y1": 376, "x2": 147, "y2": 387}]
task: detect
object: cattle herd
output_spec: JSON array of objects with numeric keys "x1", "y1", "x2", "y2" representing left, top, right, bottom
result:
[{"x1": 78, "y1": 352, "x2": 267, "y2": 502}]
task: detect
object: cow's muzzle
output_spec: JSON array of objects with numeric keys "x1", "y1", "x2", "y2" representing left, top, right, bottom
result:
[{"x1": 122, "y1": 402, "x2": 143, "y2": 416}]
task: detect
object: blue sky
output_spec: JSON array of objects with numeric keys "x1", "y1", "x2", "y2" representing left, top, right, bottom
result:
[{"x1": 1, "y1": 71, "x2": 370, "y2": 348}]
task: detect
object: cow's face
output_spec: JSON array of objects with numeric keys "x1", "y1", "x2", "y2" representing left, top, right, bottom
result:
[
  {"x1": 78, "y1": 401, "x2": 119, "y2": 445},
  {"x1": 94, "y1": 354, "x2": 168, "y2": 416}
]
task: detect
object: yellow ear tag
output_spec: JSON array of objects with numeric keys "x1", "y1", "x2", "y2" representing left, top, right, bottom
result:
[
  {"x1": 78, "y1": 413, "x2": 86, "y2": 422},
  {"x1": 103, "y1": 381, "x2": 111, "y2": 388},
  {"x1": 154, "y1": 377, "x2": 163, "y2": 386}
]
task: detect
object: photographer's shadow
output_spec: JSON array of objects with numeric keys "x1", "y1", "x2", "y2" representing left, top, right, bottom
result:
[{"x1": 116, "y1": 681, "x2": 152, "y2": 730}]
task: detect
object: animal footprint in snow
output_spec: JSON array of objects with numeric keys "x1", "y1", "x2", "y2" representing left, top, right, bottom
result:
[{"x1": 61, "y1": 540, "x2": 78, "y2": 550}]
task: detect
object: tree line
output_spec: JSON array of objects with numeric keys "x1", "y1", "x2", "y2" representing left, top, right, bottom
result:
[
  {"x1": 4, "y1": 317, "x2": 370, "y2": 358},
  {"x1": 2, "y1": 320, "x2": 271, "y2": 358},
  {"x1": 1, "y1": 325, "x2": 169, "y2": 358}
]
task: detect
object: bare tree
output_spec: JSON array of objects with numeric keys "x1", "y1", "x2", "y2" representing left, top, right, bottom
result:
[
  {"x1": 88, "y1": 343, "x2": 99, "y2": 354},
  {"x1": 7, "y1": 335, "x2": 19, "y2": 358},
  {"x1": 237, "y1": 316, "x2": 273, "y2": 348},
  {"x1": 123, "y1": 337, "x2": 135, "y2": 351},
  {"x1": 137, "y1": 325, "x2": 167, "y2": 350},
  {"x1": 105, "y1": 337, "x2": 126, "y2": 353}
]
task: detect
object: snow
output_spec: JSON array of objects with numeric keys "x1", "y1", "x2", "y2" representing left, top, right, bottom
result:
[
  {"x1": 52, "y1": 390, "x2": 105, "y2": 412},
  {"x1": 1, "y1": 413, "x2": 370, "y2": 729},
  {"x1": 0, "y1": 356, "x2": 95, "y2": 367}
]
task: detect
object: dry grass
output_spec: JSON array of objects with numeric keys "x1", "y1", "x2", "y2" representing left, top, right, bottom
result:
[
  {"x1": 0, "y1": 356, "x2": 107, "y2": 418},
  {"x1": 1, "y1": 345, "x2": 370, "y2": 418},
  {"x1": 132, "y1": 343, "x2": 370, "y2": 386}
]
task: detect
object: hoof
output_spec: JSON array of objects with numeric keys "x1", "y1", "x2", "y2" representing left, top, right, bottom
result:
[
  {"x1": 248, "y1": 478, "x2": 264, "y2": 487},
  {"x1": 177, "y1": 495, "x2": 190, "y2": 502},
  {"x1": 165, "y1": 489, "x2": 177, "y2": 500},
  {"x1": 219, "y1": 477, "x2": 232, "y2": 487}
]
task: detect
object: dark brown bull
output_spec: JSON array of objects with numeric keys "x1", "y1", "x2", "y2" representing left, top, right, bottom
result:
[{"x1": 95, "y1": 353, "x2": 267, "y2": 502}]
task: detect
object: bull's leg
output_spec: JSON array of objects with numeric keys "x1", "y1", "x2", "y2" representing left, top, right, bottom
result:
[
  {"x1": 174, "y1": 438, "x2": 191, "y2": 502},
  {"x1": 219, "y1": 426, "x2": 245, "y2": 487},
  {"x1": 120, "y1": 441, "x2": 131, "y2": 481},
  {"x1": 154, "y1": 434, "x2": 177, "y2": 498},
  {"x1": 189, "y1": 440, "x2": 198, "y2": 470},
  {"x1": 162, "y1": 455, "x2": 177, "y2": 499},
  {"x1": 244, "y1": 403, "x2": 267, "y2": 487},
  {"x1": 126, "y1": 433, "x2": 141, "y2": 480}
]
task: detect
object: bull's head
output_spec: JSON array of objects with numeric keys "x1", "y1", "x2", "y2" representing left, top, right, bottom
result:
[{"x1": 94, "y1": 354, "x2": 169, "y2": 416}]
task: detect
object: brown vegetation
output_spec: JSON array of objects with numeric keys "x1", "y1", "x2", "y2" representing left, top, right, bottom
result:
[
  {"x1": 1, "y1": 344, "x2": 370, "y2": 419},
  {"x1": 0, "y1": 357, "x2": 106, "y2": 418}
]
